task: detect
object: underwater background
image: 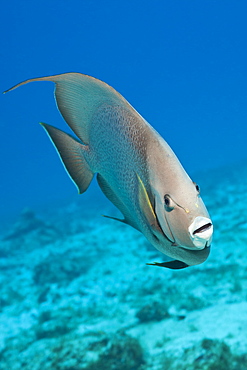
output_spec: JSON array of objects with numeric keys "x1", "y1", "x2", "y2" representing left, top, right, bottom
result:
[{"x1": 1, "y1": 1, "x2": 247, "y2": 369}]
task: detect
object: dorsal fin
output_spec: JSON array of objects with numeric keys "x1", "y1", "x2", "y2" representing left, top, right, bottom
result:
[{"x1": 4, "y1": 73, "x2": 132, "y2": 144}]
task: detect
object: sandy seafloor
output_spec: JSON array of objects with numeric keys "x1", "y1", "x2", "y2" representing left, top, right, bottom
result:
[{"x1": 1, "y1": 161, "x2": 247, "y2": 370}]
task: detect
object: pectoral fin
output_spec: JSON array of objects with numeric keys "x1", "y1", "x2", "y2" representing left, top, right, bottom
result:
[
  {"x1": 146, "y1": 260, "x2": 189, "y2": 269},
  {"x1": 136, "y1": 173, "x2": 157, "y2": 226}
]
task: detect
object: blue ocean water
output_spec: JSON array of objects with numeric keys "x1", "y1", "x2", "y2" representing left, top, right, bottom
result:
[{"x1": 1, "y1": 1, "x2": 247, "y2": 369}]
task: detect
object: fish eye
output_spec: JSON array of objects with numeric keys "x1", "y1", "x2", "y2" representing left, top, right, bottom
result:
[
  {"x1": 193, "y1": 182, "x2": 200, "y2": 194},
  {"x1": 164, "y1": 196, "x2": 170, "y2": 206},
  {"x1": 164, "y1": 195, "x2": 174, "y2": 212}
]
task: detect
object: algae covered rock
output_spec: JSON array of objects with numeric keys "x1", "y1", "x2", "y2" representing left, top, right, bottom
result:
[
  {"x1": 160, "y1": 338, "x2": 247, "y2": 370},
  {"x1": 86, "y1": 332, "x2": 144, "y2": 370},
  {"x1": 136, "y1": 300, "x2": 170, "y2": 322},
  {"x1": 0, "y1": 331, "x2": 144, "y2": 370},
  {"x1": 33, "y1": 251, "x2": 91, "y2": 285}
]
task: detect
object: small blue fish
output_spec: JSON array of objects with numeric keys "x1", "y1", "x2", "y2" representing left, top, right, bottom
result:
[{"x1": 5, "y1": 73, "x2": 213, "y2": 269}]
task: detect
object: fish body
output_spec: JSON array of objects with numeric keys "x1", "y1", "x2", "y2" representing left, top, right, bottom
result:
[{"x1": 5, "y1": 73, "x2": 213, "y2": 268}]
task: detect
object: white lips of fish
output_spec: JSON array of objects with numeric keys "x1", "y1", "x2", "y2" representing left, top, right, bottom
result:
[{"x1": 189, "y1": 216, "x2": 213, "y2": 249}]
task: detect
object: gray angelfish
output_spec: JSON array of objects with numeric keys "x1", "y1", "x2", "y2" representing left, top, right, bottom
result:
[{"x1": 5, "y1": 73, "x2": 213, "y2": 269}]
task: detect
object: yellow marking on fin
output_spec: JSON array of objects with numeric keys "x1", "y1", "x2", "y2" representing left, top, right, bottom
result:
[{"x1": 136, "y1": 173, "x2": 156, "y2": 220}]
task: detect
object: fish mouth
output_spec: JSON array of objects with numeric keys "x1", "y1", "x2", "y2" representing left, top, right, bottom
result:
[
  {"x1": 189, "y1": 217, "x2": 213, "y2": 249},
  {"x1": 192, "y1": 222, "x2": 213, "y2": 235}
]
